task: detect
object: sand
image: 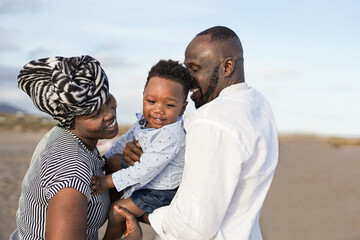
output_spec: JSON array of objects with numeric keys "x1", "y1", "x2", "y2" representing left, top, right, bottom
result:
[{"x1": 1, "y1": 130, "x2": 359, "y2": 240}]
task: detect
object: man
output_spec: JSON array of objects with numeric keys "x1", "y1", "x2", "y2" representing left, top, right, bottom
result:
[{"x1": 119, "y1": 26, "x2": 278, "y2": 240}]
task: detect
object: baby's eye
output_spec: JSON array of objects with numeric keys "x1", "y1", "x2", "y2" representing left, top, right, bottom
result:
[
  {"x1": 166, "y1": 104, "x2": 176, "y2": 108},
  {"x1": 146, "y1": 100, "x2": 155, "y2": 104}
]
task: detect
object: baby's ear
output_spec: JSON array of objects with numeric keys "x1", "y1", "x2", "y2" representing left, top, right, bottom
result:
[{"x1": 180, "y1": 101, "x2": 188, "y2": 116}]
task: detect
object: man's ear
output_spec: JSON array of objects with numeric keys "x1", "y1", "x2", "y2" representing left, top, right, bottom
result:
[
  {"x1": 180, "y1": 101, "x2": 188, "y2": 116},
  {"x1": 224, "y1": 58, "x2": 235, "y2": 77}
]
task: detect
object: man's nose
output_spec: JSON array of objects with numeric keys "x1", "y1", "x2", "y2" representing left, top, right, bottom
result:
[{"x1": 190, "y1": 75, "x2": 196, "y2": 88}]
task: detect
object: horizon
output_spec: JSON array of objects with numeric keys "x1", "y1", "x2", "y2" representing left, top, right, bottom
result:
[{"x1": 1, "y1": 102, "x2": 358, "y2": 140}]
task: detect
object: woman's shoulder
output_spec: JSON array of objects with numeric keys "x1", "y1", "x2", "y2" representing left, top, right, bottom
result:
[
  {"x1": 44, "y1": 127, "x2": 80, "y2": 153},
  {"x1": 39, "y1": 127, "x2": 91, "y2": 169}
]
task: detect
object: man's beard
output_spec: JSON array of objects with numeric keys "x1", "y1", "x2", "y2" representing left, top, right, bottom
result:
[{"x1": 195, "y1": 65, "x2": 219, "y2": 109}]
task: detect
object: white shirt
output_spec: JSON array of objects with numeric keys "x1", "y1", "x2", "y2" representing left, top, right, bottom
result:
[
  {"x1": 149, "y1": 82, "x2": 278, "y2": 240},
  {"x1": 104, "y1": 113, "x2": 185, "y2": 198}
]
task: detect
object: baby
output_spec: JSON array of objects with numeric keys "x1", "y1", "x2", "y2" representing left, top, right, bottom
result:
[{"x1": 91, "y1": 59, "x2": 192, "y2": 238}]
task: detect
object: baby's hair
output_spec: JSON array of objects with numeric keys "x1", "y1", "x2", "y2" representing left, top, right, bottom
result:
[{"x1": 145, "y1": 59, "x2": 192, "y2": 100}]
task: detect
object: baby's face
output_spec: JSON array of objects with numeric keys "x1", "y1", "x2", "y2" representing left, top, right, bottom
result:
[{"x1": 143, "y1": 76, "x2": 187, "y2": 129}]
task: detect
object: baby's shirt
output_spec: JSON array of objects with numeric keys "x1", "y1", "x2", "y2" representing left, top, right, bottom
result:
[{"x1": 104, "y1": 113, "x2": 185, "y2": 198}]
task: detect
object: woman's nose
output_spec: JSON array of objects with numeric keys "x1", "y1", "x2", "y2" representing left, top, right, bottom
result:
[
  {"x1": 104, "y1": 95, "x2": 117, "y2": 120},
  {"x1": 104, "y1": 105, "x2": 116, "y2": 121}
]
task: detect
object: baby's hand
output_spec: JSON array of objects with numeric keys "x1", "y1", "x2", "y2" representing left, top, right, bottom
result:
[{"x1": 91, "y1": 175, "x2": 112, "y2": 196}]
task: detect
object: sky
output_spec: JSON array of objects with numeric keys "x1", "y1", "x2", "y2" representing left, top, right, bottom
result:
[{"x1": 0, "y1": 0, "x2": 359, "y2": 137}]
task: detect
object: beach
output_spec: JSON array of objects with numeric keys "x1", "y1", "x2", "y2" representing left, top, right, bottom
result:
[{"x1": 1, "y1": 130, "x2": 359, "y2": 240}]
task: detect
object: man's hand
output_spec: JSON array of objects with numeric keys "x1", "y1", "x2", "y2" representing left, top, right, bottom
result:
[
  {"x1": 114, "y1": 205, "x2": 143, "y2": 240},
  {"x1": 123, "y1": 140, "x2": 143, "y2": 166}
]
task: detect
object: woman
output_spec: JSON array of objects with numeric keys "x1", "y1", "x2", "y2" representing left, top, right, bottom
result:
[{"x1": 10, "y1": 55, "x2": 118, "y2": 240}]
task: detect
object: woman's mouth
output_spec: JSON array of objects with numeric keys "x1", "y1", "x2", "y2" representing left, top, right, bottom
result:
[{"x1": 105, "y1": 118, "x2": 117, "y2": 130}]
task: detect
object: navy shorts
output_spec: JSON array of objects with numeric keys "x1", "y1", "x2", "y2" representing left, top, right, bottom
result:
[
  {"x1": 121, "y1": 156, "x2": 178, "y2": 213},
  {"x1": 130, "y1": 188, "x2": 178, "y2": 213}
]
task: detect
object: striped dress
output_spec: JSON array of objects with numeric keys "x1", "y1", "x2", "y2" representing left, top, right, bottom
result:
[{"x1": 10, "y1": 126, "x2": 110, "y2": 240}]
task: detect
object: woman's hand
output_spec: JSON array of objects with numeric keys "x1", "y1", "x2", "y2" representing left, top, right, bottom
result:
[{"x1": 123, "y1": 140, "x2": 143, "y2": 166}]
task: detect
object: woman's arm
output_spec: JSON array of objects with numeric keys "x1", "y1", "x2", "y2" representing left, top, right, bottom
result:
[{"x1": 46, "y1": 187, "x2": 88, "y2": 240}]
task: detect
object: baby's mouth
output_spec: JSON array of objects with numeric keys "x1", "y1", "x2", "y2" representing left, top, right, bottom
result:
[{"x1": 151, "y1": 117, "x2": 166, "y2": 127}]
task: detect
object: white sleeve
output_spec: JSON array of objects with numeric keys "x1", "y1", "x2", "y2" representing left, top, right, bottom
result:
[
  {"x1": 103, "y1": 125, "x2": 136, "y2": 159},
  {"x1": 149, "y1": 121, "x2": 244, "y2": 239},
  {"x1": 112, "y1": 128, "x2": 180, "y2": 192}
]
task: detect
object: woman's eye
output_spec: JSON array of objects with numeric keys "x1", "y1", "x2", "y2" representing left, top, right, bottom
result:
[{"x1": 90, "y1": 110, "x2": 101, "y2": 119}]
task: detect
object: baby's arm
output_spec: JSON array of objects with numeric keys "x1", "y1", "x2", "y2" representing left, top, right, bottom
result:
[
  {"x1": 92, "y1": 153, "x2": 123, "y2": 196},
  {"x1": 104, "y1": 154, "x2": 123, "y2": 175},
  {"x1": 104, "y1": 125, "x2": 136, "y2": 160},
  {"x1": 93, "y1": 126, "x2": 135, "y2": 196},
  {"x1": 112, "y1": 130, "x2": 181, "y2": 192}
]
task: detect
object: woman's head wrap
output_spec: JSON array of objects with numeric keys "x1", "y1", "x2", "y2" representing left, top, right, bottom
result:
[{"x1": 18, "y1": 55, "x2": 109, "y2": 129}]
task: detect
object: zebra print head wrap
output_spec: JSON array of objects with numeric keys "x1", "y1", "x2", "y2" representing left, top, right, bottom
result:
[{"x1": 18, "y1": 55, "x2": 109, "y2": 129}]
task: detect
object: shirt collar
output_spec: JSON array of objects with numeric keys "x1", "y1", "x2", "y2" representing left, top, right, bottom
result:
[{"x1": 219, "y1": 82, "x2": 248, "y2": 97}]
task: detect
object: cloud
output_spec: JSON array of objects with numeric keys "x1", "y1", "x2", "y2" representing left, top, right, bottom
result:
[
  {"x1": 0, "y1": 0, "x2": 43, "y2": 14},
  {"x1": 247, "y1": 65, "x2": 299, "y2": 81},
  {"x1": 95, "y1": 55, "x2": 127, "y2": 68},
  {"x1": 27, "y1": 48, "x2": 51, "y2": 60},
  {"x1": 0, "y1": 65, "x2": 19, "y2": 83},
  {"x1": 96, "y1": 41, "x2": 120, "y2": 52},
  {"x1": 93, "y1": 41, "x2": 133, "y2": 67},
  {"x1": 0, "y1": 28, "x2": 19, "y2": 52}
]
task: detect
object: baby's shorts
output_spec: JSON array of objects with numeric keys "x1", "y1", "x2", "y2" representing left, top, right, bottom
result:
[
  {"x1": 130, "y1": 187, "x2": 178, "y2": 214},
  {"x1": 120, "y1": 156, "x2": 178, "y2": 213}
]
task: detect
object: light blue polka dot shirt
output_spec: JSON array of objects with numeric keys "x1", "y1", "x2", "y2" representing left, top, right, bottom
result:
[{"x1": 104, "y1": 113, "x2": 185, "y2": 199}]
